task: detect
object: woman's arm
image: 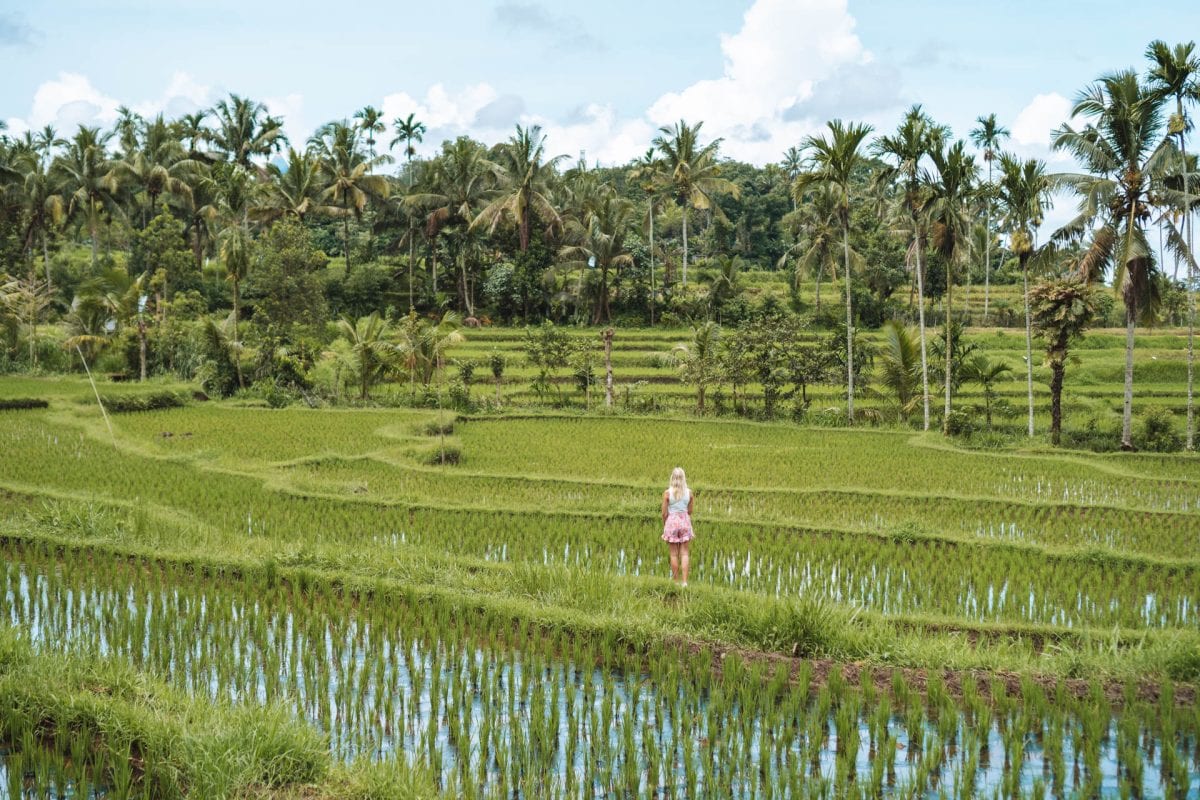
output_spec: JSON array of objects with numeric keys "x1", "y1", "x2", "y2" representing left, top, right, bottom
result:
[
  {"x1": 661, "y1": 491, "x2": 669, "y2": 522},
  {"x1": 687, "y1": 492, "x2": 694, "y2": 516}
]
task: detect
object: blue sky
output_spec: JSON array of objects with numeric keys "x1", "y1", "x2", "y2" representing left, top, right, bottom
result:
[{"x1": 2, "y1": 0, "x2": 1196, "y2": 173}]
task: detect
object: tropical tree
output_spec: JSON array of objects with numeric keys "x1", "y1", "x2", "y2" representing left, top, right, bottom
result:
[
  {"x1": 1053, "y1": 70, "x2": 1173, "y2": 449},
  {"x1": 353, "y1": 106, "x2": 385, "y2": 159},
  {"x1": 253, "y1": 147, "x2": 330, "y2": 223},
  {"x1": 794, "y1": 119, "x2": 875, "y2": 422},
  {"x1": 873, "y1": 105, "x2": 947, "y2": 430},
  {"x1": 970, "y1": 114, "x2": 1010, "y2": 324},
  {"x1": 52, "y1": 126, "x2": 120, "y2": 271},
  {"x1": 559, "y1": 190, "x2": 634, "y2": 324},
  {"x1": 781, "y1": 146, "x2": 803, "y2": 210},
  {"x1": 1, "y1": 272, "x2": 54, "y2": 367},
  {"x1": 473, "y1": 124, "x2": 565, "y2": 252},
  {"x1": 673, "y1": 321, "x2": 721, "y2": 414},
  {"x1": 309, "y1": 120, "x2": 392, "y2": 274},
  {"x1": 998, "y1": 154, "x2": 1052, "y2": 438},
  {"x1": 336, "y1": 311, "x2": 393, "y2": 399},
  {"x1": 960, "y1": 355, "x2": 1012, "y2": 430},
  {"x1": 630, "y1": 148, "x2": 667, "y2": 322},
  {"x1": 1029, "y1": 277, "x2": 1098, "y2": 444},
  {"x1": 412, "y1": 137, "x2": 499, "y2": 313},
  {"x1": 219, "y1": 224, "x2": 250, "y2": 388},
  {"x1": 1146, "y1": 40, "x2": 1199, "y2": 450},
  {"x1": 112, "y1": 114, "x2": 196, "y2": 226},
  {"x1": 926, "y1": 139, "x2": 980, "y2": 433},
  {"x1": 206, "y1": 94, "x2": 287, "y2": 168},
  {"x1": 390, "y1": 113, "x2": 427, "y2": 310},
  {"x1": 876, "y1": 320, "x2": 921, "y2": 422},
  {"x1": 779, "y1": 184, "x2": 844, "y2": 314},
  {"x1": 12, "y1": 141, "x2": 65, "y2": 286},
  {"x1": 653, "y1": 120, "x2": 739, "y2": 287},
  {"x1": 706, "y1": 255, "x2": 743, "y2": 319}
]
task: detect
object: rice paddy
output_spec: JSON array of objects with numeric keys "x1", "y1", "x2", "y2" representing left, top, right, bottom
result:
[{"x1": 1, "y1": 356, "x2": 1199, "y2": 798}]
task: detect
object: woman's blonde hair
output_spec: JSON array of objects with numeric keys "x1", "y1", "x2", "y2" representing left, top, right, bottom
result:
[{"x1": 668, "y1": 467, "x2": 688, "y2": 503}]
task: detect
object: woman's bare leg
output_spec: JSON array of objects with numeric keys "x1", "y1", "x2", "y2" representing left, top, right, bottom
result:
[
  {"x1": 668, "y1": 543, "x2": 681, "y2": 581},
  {"x1": 680, "y1": 541, "x2": 691, "y2": 585}
]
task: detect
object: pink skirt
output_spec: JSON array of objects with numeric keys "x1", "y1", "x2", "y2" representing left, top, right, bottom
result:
[{"x1": 662, "y1": 511, "x2": 694, "y2": 544}]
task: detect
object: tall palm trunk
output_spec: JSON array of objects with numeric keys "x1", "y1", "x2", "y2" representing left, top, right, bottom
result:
[
  {"x1": 1182, "y1": 116, "x2": 1194, "y2": 450},
  {"x1": 343, "y1": 212, "x2": 352, "y2": 276},
  {"x1": 89, "y1": 211, "x2": 99, "y2": 272},
  {"x1": 407, "y1": 152, "x2": 416, "y2": 311},
  {"x1": 913, "y1": 222, "x2": 930, "y2": 431},
  {"x1": 42, "y1": 232, "x2": 52, "y2": 291},
  {"x1": 843, "y1": 217, "x2": 855, "y2": 423},
  {"x1": 943, "y1": 263, "x2": 953, "y2": 434},
  {"x1": 681, "y1": 209, "x2": 689, "y2": 288},
  {"x1": 1022, "y1": 255, "x2": 1035, "y2": 437},
  {"x1": 232, "y1": 278, "x2": 244, "y2": 389},
  {"x1": 1122, "y1": 303, "x2": 1136, "y2": 449},
  {"x1": 983, "y1": 159, "x2": 993, "y2": 324},
  {"x1": 602, "y1": 328, "x2": 614, "y2": 408},
  {"x1": 648, "y1": 207, "x2": 655, "y2": 325}
]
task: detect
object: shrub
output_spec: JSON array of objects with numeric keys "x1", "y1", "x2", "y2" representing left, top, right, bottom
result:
[
  {"x1": 0, "y1": 398, "x2": 49, "y2": 411},
  {"x1": 942, "y1": 409, "x2": 975, "y2": 437},
  {"x1": 97, "y1": 391, "x2": 186, "y2": 413},
  {"x1": 1137, "y1": 406, "x2": 1182, "y2": 452}
]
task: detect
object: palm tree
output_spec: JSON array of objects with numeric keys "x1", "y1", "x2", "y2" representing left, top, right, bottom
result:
[
  {"x1": 778, "y1": 184, "x2": 844, "y2": 314},
  {"x1": 876, "y1": 320, "x2": 921, "y2": 423},
  {"x1": 206, "y1": 94, "x2": 287, "y2": 168},
  {"x1": 926, "y1": 140, "x2": 980, "y2": 434},
  {"x1": 472, "y1": 124, "x2": 565, "y2": 252},
  {"x1": 13, "y1": 142, "x2": 64, "y2": 286},
  {"x1": 970, "y1": 114, "x2": 1011, "y2": 324},
  {"x1": 253, "y1": 147, "x2": 330, "y2": 223},
  {"x1": 353, "y1": 106, "x2": 386, "y2": 160},
  {"x1": 673, "y1": 321, "x2": 721, "y2": 414},
  {"x1": 795, "y1": 119, "x2": 874, "y2": 422},
  {"x1": 175, "y1": 111, "x2": 208, "y2": 157},
  {"x1": 219, "y1": 224, "x2": 250, "y2": 389},
  {"x1": 559, "y1": 190, "x2": 634, "y2": 324},
  {"x1": 178, "y1": 165, "x2": 220, "y2": 273},
  {"x1": 1053, "y1": 70, "x2": 1173, "y2": 449},
  {"x1": 336, "y1": 311, "x2": 393, "y2": 399},
  {"x1": 873, "y1": 105, "x2": 947, "y2": 430},
  {"x1": 630, "y1": 148, "x2": 666, "y2": 323},
  {"x1": 309, "y1": 121, "x2": 392, "y2": 274},
  {"x1": 998, "y1": 154, "x2": 1052, "y2": 438},
  {"x1": 1146, "y1": 40, "x2": 1200, "y2": 450},
  {"x1": 52, "y1": 126, "x2": 120, "y2": 271},
  {"x1": 707, "y1": 255, "x2": 742, "y2": 319},
  {"x1": 653, "y1": 120, "x2": 739, "y2": 287},
  {"x1": 390, "y1": 113, "x2": 427, "y2": 310},
  {"x1": 1029, "y1": 277, "x2": 1098, "y2": 444},
  {"x1": 781, "y1": 146, "x2": 803, "y2": 210},
  {"x1": 960, "y1": 355, "x2": 1013, "y2": 430},
  {"x1": 411, "y1": 137, "x2": 499, "y2": 314},
  {"x1": 112, "y1": 114, "x2": 196, "y2": 227}
]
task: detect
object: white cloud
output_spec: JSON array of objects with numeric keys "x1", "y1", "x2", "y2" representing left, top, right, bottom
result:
[
  {"x1": 1011, "y1": 92, "x2": 1072, "y2": 149},
  {"x1": 644, "y1": 0, "x2": 897, "y2": 163}
]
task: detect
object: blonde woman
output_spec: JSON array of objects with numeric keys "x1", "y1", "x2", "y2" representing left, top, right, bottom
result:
[{"x1": 661, "y1": 467, "x2": 694, "y2": 586}]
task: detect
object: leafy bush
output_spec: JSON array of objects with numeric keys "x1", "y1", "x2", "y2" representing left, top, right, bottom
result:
[
  {"x1": 97, "y1": 391, "x2": 186, "y2": 413},
  {"x1": 0, "y1": 398, "x2": 49, "y2": 411},
  {"x1": 942, "y1": 409, "x2": 975, "y2": 437},
  {"x1": 1137, "y1": 406, "x2": 1182, "y2": 452}
]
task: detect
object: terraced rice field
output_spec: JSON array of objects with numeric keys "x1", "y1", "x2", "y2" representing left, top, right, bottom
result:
[{"x1": 1, "y1": 370, "x2": 1198, "y2": 797}]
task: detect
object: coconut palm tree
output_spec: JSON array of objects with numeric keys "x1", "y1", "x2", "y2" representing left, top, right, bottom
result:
[
  {"x1": 630, "y1": 148, "x2": 667, "y2": 323},
  {"x1": 960, "y1": 355, "x2": 1013, "y2": 430},
  {"x1": 390, "y1": 113, "x2": 426, "y2": 310},
  {"x1": 873, "y1": 105, "x2": 948, "y2": 430},
  {"x1": 794, "y1": 119, "x2": 874, "y2": 422},
  {"x1": 970, "y1": 114, "x2": 1011, "y2": 324},
  {"x1": 411, "y1": 137, "x2": 499, "y2": 313},
  {"x1": 781, "y1": 146, "x2": 803, "y2": 210},
  {"x1": 998, "y1": 155, "x2": 1052, "y2": 438},
  {"x1": 178, "y1": 164, "x2": 220, "y2": 273},
  {"x1": 13, "y1": 142, "x2": 64, "y2": 286},
  {"x1": 253, "y1": 147, "x2": 331, "y2": 223},
  {"x1": 336, "y1": 311, "x2": 393, "y2": 399},
  {"x1": 652, "y1": 120, "x2": 739, "y2": 287},
  {"x1": 877, "y1": 320, "x2": 921, "y2": 422},
  {"x1": 472, "y1": 124, "x2": 565, "y2": 252},
  {"x1": 206, "y1": 94, "x2": 287, "y2": 168},
  {"x1": 560, "y1": 190, "x2": 635, "y2": 324},
  {"x1": 1146, "y1": 40, "x2": 1200, "y2": 450},
  {"x1": 926, "y1": 139, "x2": 980, "y2": 433},
  {"x1": 52, "y1": 126, "x2": 120, "y2": 271},
  {"x1": 112, "y1": 114, "x2": 196, "y2": 227},
  {"x1": 309, "y1": 120, "x2": 392, "y2": 274},
  {"x1": 1053, "y1": 70, "x2": 1174, "y2": 449},
  {"x1": 219, "y1": 223, "x2": 250, "y2": 389},
  {"x1": 778, "y1": 185, "x2": 846, "y2": 314},
  {"x1": 175, "y1": 111, "x2": 208, "y2": 158},
  {"x1": 1029, "y1": 277, "x2": 1098, "y2": 444},
  {"x1": 353, "y1": 106, "x2": 386, "y2": 160}
]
